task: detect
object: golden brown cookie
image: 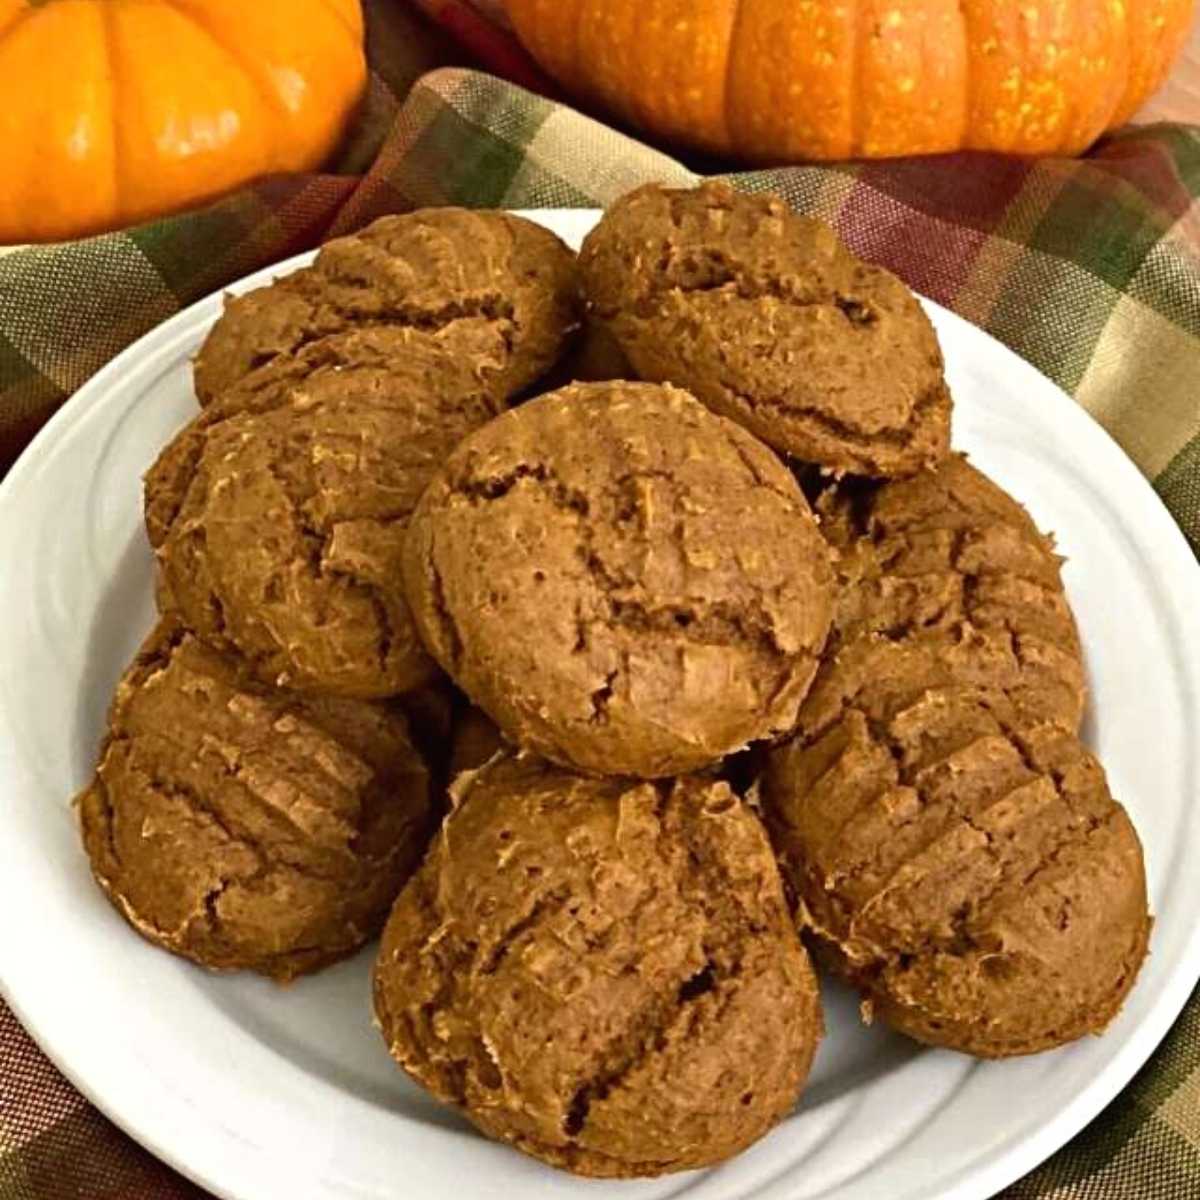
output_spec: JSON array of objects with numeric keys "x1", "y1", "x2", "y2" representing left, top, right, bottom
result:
[
  {"x1": 78, "y1": 620, "x2": 433, "y2": 983},
  {"x1": 762, "y1": 641, "x2": 1149, "y2": 1058},
  {"x1": 194, "y1": 209, "x2": 580, "y2": 406},
  {"x1": 374, "y1": 755, "x2": 821, "y2": 1177},
  {"x1": 579, "y1": 181, "x2": 950, "y2": 477},
  {"x1": 148, "y1": 328, "x2": 508, "y2": 698},
  {"x1": 402, "y1": 380, "x2": 835, "y2": 777},
  {"x1": 817, "y1": 454, "x2": 1086, "y2": 731}
]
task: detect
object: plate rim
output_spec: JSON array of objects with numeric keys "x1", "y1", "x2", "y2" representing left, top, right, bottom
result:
[{"x1": 1, "y1": 209, "x2": 1199, "y2": 1200}]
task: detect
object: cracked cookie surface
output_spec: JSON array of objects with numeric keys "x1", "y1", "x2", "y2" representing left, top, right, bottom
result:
[
  {"x1": 402, "y1": 380, "x2": 835, "y2": 777},
  {"x1": 760, "y1": 456, "x2": 1143, "y2": 1055},
  {"x1": 763, "y1": 641, "x2": 1149, "y2": 1058},
  {"x1": 579, "y1": 181, "x2": 950, "y2": 477},
  {"x1": 816, "y1": 454, "x2": 1086, "y2": 731},
  {"x1": 77, "y1": 619, "x2": 433, "y2": 982},
  {"x1": 373, "y1": 755, "x2": 821, "y2": 1177},
  {"x1": 149, "y1": 327, "x2": 507, "y2": 697},
  {"x1": 194, "y1": 208, "x2": 581, "y2": 407}
]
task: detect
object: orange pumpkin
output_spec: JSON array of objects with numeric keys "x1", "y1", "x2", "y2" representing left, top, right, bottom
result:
[
  {"x1": 505, "y1": 0, "x2": 1196, "y2": 161},
  {"x1": 0, "y1": 0, "x2": 366, "y2": 243}
]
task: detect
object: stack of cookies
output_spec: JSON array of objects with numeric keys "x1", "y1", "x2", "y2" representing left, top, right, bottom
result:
[
  {"x1": 78, "y1": 208, "x2": 580, "y2": 980},
  {"x1": 76, "y1": 183, "x2": 1151, "y2": 1179}
]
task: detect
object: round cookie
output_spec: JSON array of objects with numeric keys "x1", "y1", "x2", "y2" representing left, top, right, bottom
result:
[
  {"x1": 195, "y1": 208, "x2": 580, "y2": 406},
  {"x1": 148, "y1": 328, "x2": 508, "y2": 697},
  {"x1": 817, "y1": 454, "x2": 1086, "y2": 731},
  {"x1": 402, "y1": 380, "x2": 835, "y2": 777},
  {"x1": 78, "y1": 620, "x2": 433, "y2": 983},
  {"x1": 762, "y1": 639, "x2": 1150, "y2": 1058},
  {"x1": 579, "y1": 181, "x2": 950, "y2": 477},
  {"x1": 374, "y1": 755, "x2": 821, "y2": 1177}
]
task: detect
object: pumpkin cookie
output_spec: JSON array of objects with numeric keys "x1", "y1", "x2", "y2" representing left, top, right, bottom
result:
[
  {"x1": 762, "y1": 662, "x2": 1149, "y2": 1057},
  {"x1": 579, "y1": 182, "x2": 950, "y2": 477},
  {"x1": 817, "y1": 453, "x2": 1086, "y2": 730},
  {"x1": 148, "y1": 327, "x2": 505, "y2": 697},
  {"x1": 759, "y1": 453, "x2": 1138, "y2": 1056},
  {"x1": 402, "y1": 380, "x2": 835, "y2": 777},
  {"x1": 195, "y1": 208, "x2": 581, "y2": 406},
  {"x1": 78, "y1": 619, "x2": 433, "y2": 983},
  {"x1": 374, "y1": 755, "x2": 821, "y2": 1177}
]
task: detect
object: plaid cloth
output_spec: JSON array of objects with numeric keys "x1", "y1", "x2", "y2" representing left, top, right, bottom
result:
[{"x1": 1, "y1": 3, "x2": 1198, "y2": 1197}]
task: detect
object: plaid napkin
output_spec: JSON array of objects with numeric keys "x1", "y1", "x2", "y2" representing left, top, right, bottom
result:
[{"x1": 1, "y1": 3, "x2": 1198, "y2": 1198}]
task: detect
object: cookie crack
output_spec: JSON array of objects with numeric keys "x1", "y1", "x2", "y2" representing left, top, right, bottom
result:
[
  {"x1": 614, "y1": 236, "x2": 878, "y2": 328},
  {"x1": 455, "y1": 460, "x2": 590, "y2": 516},
  {"x1": 329, "y1": 296, "x2": 517, "y2": 336},
  {"x1": 477, "y1": 885, "x2": 572, "y2": 977},
  {"x1": 258, "y1": 454, "x2": 326, "y2": 575},
  {"x1": 721, "y1": 375, "x2": 947, "y2": 450},
  {"x1": 426, "y1": 535, "x2": 465, "y2": 673},
  {"x1": 257, "y1": 454, "x2": 410, "y2": 677},
  {"x1": 282, "y1": 262, "x2": 518, "y2": 342},
  {"x1": 199, "y1": 872, "x2": 356, "y2": 968},
  {"x1": 606, "y1": 595, "x2": 792, "y2": 656},
  {"x1": 126, "y1": 620, "x2": 191, "y2": 686},
  {"x1": 201, "y1": 875, "x2": 240, "y2": 940},
  {"x1": 361, "y1": 587, "x2": 396, "y2": 675},
  {"x1": 559, "y1": 797, "x2": 757, "y2": 1145},
  {"x1": 588, "y1": 670, "x2": 618, "y2": 725},
  {"x1": 225, "y1": 285, "x2": 517, "y2": 397},
  {"x1": 577, "y1": 537, "x2": 798, "y2": 660},
  {"x1": 560, "y1": 957, "x2": 720, "y2": 1141},
  {"x1": 723, "y1": 426, "x2": 807, "y2": 504}
]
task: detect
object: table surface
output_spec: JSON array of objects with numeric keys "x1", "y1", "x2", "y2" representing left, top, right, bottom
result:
[{"x1": 1137, "y1": 24, "x2": 1200, "y2": 124}]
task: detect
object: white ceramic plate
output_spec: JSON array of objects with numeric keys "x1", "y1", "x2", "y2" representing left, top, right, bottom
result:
[{"x1": 2, "y1": 211, "x2": 1199, "y2": 1200}]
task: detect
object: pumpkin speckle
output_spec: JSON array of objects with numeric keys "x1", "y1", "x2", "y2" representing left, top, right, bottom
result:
[{"x1": 506, "y1": 0, "x2": 1194, "y2": 162}]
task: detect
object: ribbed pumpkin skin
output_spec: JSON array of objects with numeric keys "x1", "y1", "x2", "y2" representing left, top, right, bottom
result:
[
  {"x1": 0, "y1": 0, "x2": 365, "y2": 243},
  {"x1": 505, "y1": 0, "x2": 1195, "y2": 161}
]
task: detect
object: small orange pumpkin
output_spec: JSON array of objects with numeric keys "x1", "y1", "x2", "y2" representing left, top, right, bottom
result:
[
  {"x1": 0, "y1": 0, "x2": 366, "y2": 243},
  {"x1": 505, "y1": 0, "x2": 1196, "y2": 161}
]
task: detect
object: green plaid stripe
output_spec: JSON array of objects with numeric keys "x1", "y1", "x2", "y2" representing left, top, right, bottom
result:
[
  {"x1": 1, "y1": 2, "x2": 1198, "y2": 1197},
  {"x1": 1159, "y1": 436, "x2": 1200, "y2": 549}
]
